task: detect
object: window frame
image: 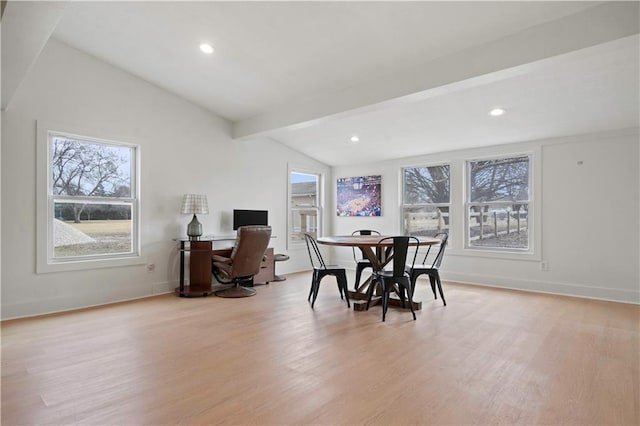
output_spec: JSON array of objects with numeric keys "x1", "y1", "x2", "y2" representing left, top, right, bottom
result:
[
  {"x1": 395, "y1": 145, "x2": 541, "y2": 262},
  {"x1": 287, "y1": 165, "x2": 324, "y2": 249},
  {"x1": 400, "y1": 162, "x2": 451, "y2": 238},
  {"x1": 464, "y1": 152, "x2": 533, "y2": 254},
  {"x1": 37, "y1": 121, "x2": 143, "y2": 273}
]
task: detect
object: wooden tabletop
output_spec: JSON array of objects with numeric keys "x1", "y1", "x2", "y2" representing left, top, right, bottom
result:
[{"x1": 317, "y1": 235, "x2": 440, "y2": 247}]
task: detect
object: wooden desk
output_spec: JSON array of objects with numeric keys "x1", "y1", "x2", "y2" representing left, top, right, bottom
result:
[
  {"x1": 176, "y1": 239, "x2": 214, "y2": 297},
  {"x1": 254, "y1": 248, "x2": 275, "y2": 284},
  {"x1": 176, "y1": 234, "x2": 277, "y2": 296},
  {"x1": 317, "y1": 235, "x2": 440, "y2": 311}
]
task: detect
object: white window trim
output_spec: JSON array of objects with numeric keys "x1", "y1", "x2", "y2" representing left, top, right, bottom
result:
[
  {"x1": 36, "y1": 121, "x2": 144, "y2": 273},
  {"x1": 396, "y1": 145, "x2": 541, "y2": 262},
  {"x1": 459, "y1": 149, "x2": 541, "y2": 261},
  {"x1": 400, "y1": 162, "x2": 452, "y2": 238},
  {"x1": 287, "y1": 164, "x2": 325, "y2": 250}
]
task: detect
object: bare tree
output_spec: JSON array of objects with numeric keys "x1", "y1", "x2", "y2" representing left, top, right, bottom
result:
[
  {"x1": 404, "y1": 165, "x2": 450, "y2": 204},
  {"x1": 52, "y1": 138, "x2": 130, "y2": 223},
  {"x1": 470, "y1": 157, "x2": 529, "y2": 202},
  {"x1": 403, "y1": 165, "x2": 451, "y2": 230},
  {"x1": 469, "y1": 156, "x2": 529, "y2": 224}
]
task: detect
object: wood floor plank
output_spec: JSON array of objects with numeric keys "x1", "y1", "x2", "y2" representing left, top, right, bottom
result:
[{"x1": 2, "y1": 273, "x2": 638, "y2": 425}]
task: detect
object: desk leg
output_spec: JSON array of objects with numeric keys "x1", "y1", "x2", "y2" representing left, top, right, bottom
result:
[{"x1": 179, "y1": 241, "x2": 185, "y2": 295}]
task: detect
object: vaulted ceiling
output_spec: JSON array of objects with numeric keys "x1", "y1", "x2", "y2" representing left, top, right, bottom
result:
[{"x1": 2, "y1": 1, "x2": 639, "y2": 165}]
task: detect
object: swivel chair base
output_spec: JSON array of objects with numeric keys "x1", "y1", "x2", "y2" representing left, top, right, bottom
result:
[{"x1": 215, "y1": 285, "x2": 256, "y2": 298}]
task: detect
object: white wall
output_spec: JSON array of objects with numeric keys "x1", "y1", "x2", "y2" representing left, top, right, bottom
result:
[
  {"x1": 2, "y1": 39, "x2": 637, "y2": 320},
  {"x1": 330, "y1": 130, "x2": 640, "y2": 304},
  {"x1": 1, "y1": 39, "x2": 327, "y2": 319}
]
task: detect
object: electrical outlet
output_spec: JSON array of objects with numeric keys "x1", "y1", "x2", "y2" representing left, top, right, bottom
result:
[{"x1": 540, "y1": 261, "x2": 548, "y2": 271}]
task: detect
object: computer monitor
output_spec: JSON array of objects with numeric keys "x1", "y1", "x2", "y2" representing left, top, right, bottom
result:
[{"x1": 232, "y1": 209, "x2": 268, "y2": 230}]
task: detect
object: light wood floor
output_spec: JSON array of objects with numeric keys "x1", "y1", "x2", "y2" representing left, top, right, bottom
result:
[{"x1": 2, "y1": 273, "x2": 639, "y2": 425}]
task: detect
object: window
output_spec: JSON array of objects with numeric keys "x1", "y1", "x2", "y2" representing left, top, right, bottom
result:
[
  {"x1": 47, "y1": 132, "x2": 139, "y2": 263},
  {"x1": 466, "y1": 155, "x2": 530, "y2": 250},
  {"x1": 402, "y1": 164, "x2": 450, "y2": 237},
  {"x1": 289, "y1": 170, "x2": 321, "y2": 244}
]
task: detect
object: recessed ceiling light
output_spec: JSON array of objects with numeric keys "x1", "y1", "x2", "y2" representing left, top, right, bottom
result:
[
  {"x1": 350, "y1": 135, "x2": 360, "y2": 143},
  {"x1": 489, "y1": 108, "x2": 506, "y2": 116},
  {"x1": 199, "y1": 43, "x2": 214, "y2": 54}
]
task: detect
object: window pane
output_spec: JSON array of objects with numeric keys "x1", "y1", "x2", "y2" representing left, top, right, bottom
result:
[
  {"x1": 289, "y1": 170, "x2": 322, "y2": 245},
  {"x1": 53, "y1": 201, "x2": 133, "y2": 258},
  {"x1": 403, "y1": 165, "x2": 450, "y2": 204},
  {"x1": 51, "y1": 135, "x2": 132, "y2": 198},
  {"x1": 469, "y1": 156, "x2": 529, "y2": 202},
  {"x1": 291, "y1": 172, "x2": 318, "y2": 207},
  {"x1": 403, "y1": 206, "x2": 449, "y2": 237},
  {"x1": 290, "y1": 209, "x2": 318, "y2": 242},
  {"x1": 468, "y1": 203, "x2": 528, "y2": 249}
]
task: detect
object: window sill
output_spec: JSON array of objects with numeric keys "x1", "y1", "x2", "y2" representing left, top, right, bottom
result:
[
  {"x1": 447, "y1": 247, "x2": 541, "y2": 262},
  {"x1": 37, "y1": 255, "x2": 146, "y2": 274}
]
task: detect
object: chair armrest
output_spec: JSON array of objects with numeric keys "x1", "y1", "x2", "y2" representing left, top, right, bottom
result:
[
  {"x1": 212, "y1": 255, "x2": 232, "y2": 264},
  {"x1": 212, "y1": 248, "x2": 233, "y2": 264}
]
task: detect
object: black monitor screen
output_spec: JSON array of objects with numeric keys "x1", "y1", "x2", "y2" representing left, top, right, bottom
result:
[{"x1": 233, "y1": 209, "x2": 268, "y2": 230}]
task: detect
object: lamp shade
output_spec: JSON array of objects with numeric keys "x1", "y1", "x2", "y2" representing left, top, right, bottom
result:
[{"x1": 180, "y1": 194, "x2": 209, "y2": 215}]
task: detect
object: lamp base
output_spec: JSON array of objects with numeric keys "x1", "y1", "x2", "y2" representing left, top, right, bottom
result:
[{"x1": 187, "y1": 214, "x2": 202, "y2": 240}]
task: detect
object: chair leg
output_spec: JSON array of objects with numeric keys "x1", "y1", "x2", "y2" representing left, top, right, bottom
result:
[
  {"x1": 365, "y1": 278, "x2": 377, "y2": 310},
  {"x1": 397, "y1": 284, "x2": 406, "y2": 309},
  {"x1": 405, "y1": 283, "x2": 416, "y2": 320},
  {"x1": 311, "y1": 276, "x2": 322, "y2": 308},
  {"x1": 308, "y1": 271, "x2": 317, "y2": 302},
  {"x1": 409, "y1": 272, "x2": 418, "y2": 298},
  {"x1": 354, "y1": 264, "x2": 363, "y2": 290},
  {"x1": 354, "y1": 264, "x2": 371, "y2": 290},
  {"x1": 428, "y1": 275, "x2": 437, "y2": 299},
  {"x1": 435, "y1": 272, "x2": 446, "y2": 306},
  {"x1": 382, "y1": 286, "x2": 390, "y2": 322},
  {"x1": 338, "y1": 272, "x2": 350, "y2": 308}
]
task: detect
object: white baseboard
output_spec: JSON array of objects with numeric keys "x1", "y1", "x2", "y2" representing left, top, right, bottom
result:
[
  {"x1": 1, "y1": 281, "x2": 176, "y2": 321},
  {"x1": 333, "y1": 259, "x2": 639, "y2": 305},
  {"x1": 426, "y1": 271, "x2": 639, "y2": 304},
  {"x1": 152, "y1": 281, "x2": 173, "y2": 294}
]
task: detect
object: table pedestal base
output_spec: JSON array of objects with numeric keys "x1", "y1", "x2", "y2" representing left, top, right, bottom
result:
[{"x1": 347, "y1": 290, "x2": 422, "y2": 312}]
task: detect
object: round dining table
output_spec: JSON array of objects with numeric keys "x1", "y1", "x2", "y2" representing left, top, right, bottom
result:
[{"x1": 317, "y1": 235, "x2": 441, "y2": 311}]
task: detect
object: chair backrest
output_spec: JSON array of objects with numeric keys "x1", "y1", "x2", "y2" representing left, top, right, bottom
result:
[
  {"x1": 421, "y1": 232, "x2": 448, "y2": 269},
  {"x1": 351, "y1": 229, "x2": 381, "y2": 261},
  {"x1": 431, "y1": 233, "x2": 449, "y2": 269},
  {"x1": 377, "y1": 236, "x2": 419, "y2": 278},
  {"x1": 304, "y1": 233, "x2": 327, "y2": 269},
  {"x1": 229, "y1": 225, "x2": 272, "y2": 277}
]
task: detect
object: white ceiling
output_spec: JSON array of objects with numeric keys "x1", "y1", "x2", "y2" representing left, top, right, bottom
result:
[
  {"x1": 269, "y1": 36, "x2": 639, "y2": 164},
  {"x1": 4, "y1": 1, "x2": 640, "y2": 166}
]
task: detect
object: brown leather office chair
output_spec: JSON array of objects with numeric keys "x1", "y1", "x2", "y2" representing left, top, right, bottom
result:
[{"x1": 212, "y1": 225, "x2": 272, "y2": 298}]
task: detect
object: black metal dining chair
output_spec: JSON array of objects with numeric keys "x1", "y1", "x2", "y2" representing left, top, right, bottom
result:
[
  {"x1": 303, "y1": 233, "x2": 350, "y2": 308},
  {"x1": 351, "y1": 229, "x2": 381, "y2": 290},
  {"x1": 366, "y1": 236, "x2": 419, "y2": 321},
  {"x1": 407, "y1": 233, "x2": 448, "y2": 306}
]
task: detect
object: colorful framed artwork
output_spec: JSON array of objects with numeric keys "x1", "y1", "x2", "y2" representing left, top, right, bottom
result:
[{"x1": 336, "y1": 175, "x2": 381, "y2": 216}]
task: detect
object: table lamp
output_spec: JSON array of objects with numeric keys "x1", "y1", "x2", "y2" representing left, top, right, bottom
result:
[{"x1": 181, "y1": 194, "x2": 209, "y2": 240}]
